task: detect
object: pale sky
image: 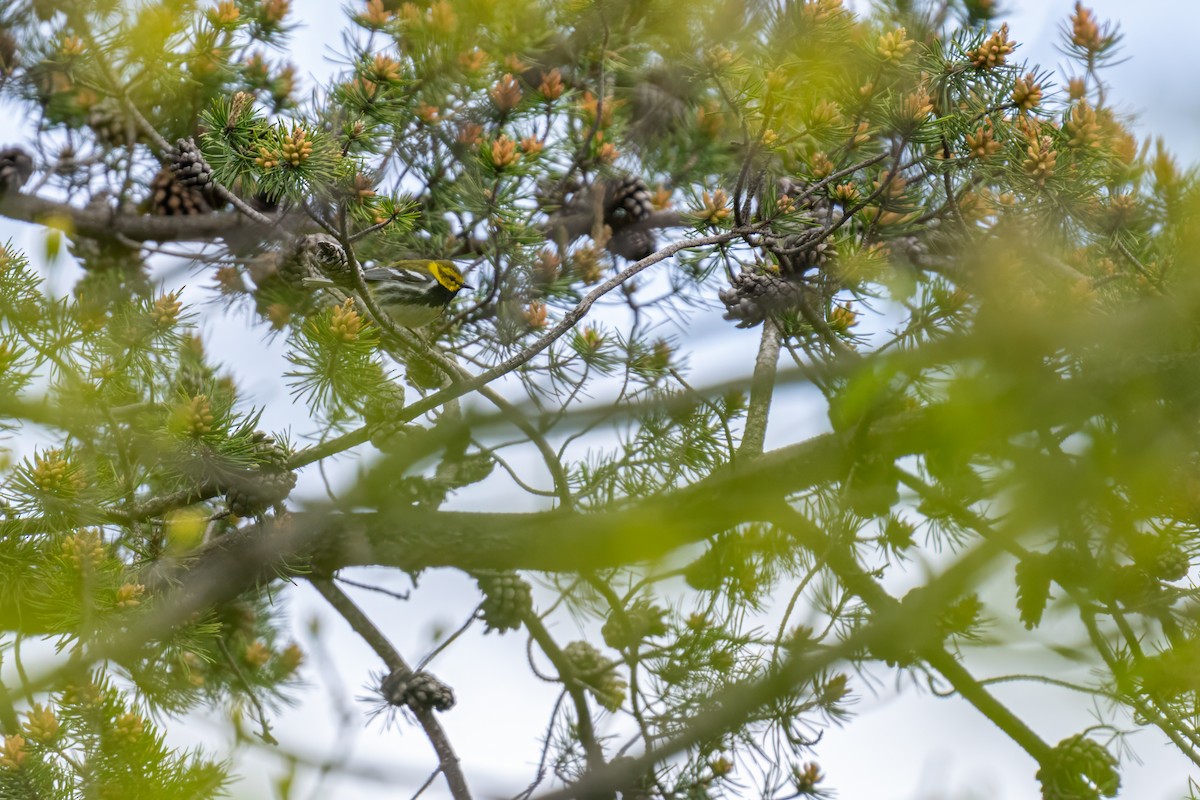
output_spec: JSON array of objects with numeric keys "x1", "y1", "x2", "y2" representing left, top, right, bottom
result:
[{"x1": 2, "y1": 2, "x2": 1199, "y2": 798}]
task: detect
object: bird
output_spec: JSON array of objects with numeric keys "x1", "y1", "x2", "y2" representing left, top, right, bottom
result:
[{"x1": 304, "y1": 259, "x2": 472, "y2": 329}]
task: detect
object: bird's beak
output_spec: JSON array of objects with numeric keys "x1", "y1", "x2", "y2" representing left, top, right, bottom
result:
[{"x1": 462, "y1": 283, "x2": 474, "y2": 290}]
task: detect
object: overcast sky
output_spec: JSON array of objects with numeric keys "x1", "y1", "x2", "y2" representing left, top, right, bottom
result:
[{"x1": 2, "y1": 2, "x2": 1200, "y2": 798}]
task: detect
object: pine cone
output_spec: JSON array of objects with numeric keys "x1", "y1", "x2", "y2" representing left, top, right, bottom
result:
[
  {"x1": 475, "y1": 570, "x2": 533, "y2": 633},
  {"x1": 380, "y1": 669, "x2": 456, "y2": 713},
  {"x1": 774, "y1": 232, "x2": 831, "y2": 275},
  {"x1": 226, "y1": 470, "x2": 296, "y2": 517},
  {"x1": 604, "y1": 175, "x2": 657, "y2": 261},
  {"x1": 149, "y1": 169, "x2": 212, "y2": 216},
  {"x1": 0, "y1": 147, "x2": 32, "y2": 194},
  {"x1": 1152, "y1": 545, "x2": 1190, "y2": 582},
  {"x1": 562, "y1": 641, "x2": 626, "y2": 711},
  {"x1": 604, "y1": 175, "x2": 655, "y2": 225},
  {"x1": 169, "y1": 138, "x2": 217, "y2": 201},
  {"x1": 719, "y1": 269, "x2": 803, "y2": 328},
  {"x1": 601, "y1": 599, "x2": 668, "y2": 650},
  {"x1": 1036, "y1": 734, "x2": 1120, "y2": 800},
  {"x1": 362, "y1": 382, "x2": 406, "y2": 426},
  {"x1": 225, "y1": 432, "x2": 296, "y2": 515},
  {"x1": 1015, "y1": 553, "x2": 1052, "y2": 630},
  {"x1": 88, "y1": 100, "x2": 136, "y2": 148}
]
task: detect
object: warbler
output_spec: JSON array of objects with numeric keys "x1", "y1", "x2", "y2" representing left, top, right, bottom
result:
[{"x1": 304, "y1": 259, "x2": 471, "y2": 329}]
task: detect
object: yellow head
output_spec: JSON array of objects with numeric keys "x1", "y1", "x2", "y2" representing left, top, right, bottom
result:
[{"x1": 423, "y1": 260, "x2": 470, "y2": 293}]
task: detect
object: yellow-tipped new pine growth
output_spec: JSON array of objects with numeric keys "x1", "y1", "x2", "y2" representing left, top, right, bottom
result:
[
  {"x1": 1065, "y1": 101, "x2": 1102, "y2": 148},
  {"x1": 578, "y1": 91, "x2": 615, "y2": 128},
  {"x1": 112, "y1": 713, "x2": 144, "y2": 744},
  {"x1": 572, "y1": 245, "x2": 603, "y2": 285},
  {"x1": 1011, "y1": 73, "x2": 1042, "y2": 111},
  {"x1": 811, "y1": 151, "x2": 835, "y2": 179},
  {"x1": 697, "y1": 189, "x2": 731, "y2": 224},
  {"x1": 490, "y1": 73, "x2": 522, "y2": 112},
  {"x1": 706, "y1": 45, "x2": 735, "y2": 69},
  {"x1": 277, "y1": 642, "x2": 304, "y2": 676},
  {"x1": 490, "y1": 135, "x2": 519, "y2": 169},
  {"x1": 966, "y1": 123, "x2": 1001, "y2": 159},
  {"x1": 1106, "y1": 193, "x2": 1137, "y2": 228},
  {"x1": 850, "y1": 121, "x2": 871, "y2": 147},
  {"x1": 968, "y1": 24, "x2": 1015, "y2": 69},
  {"x1": 22, "y1": 705, "x2": 59, "y2": 743},
  {"x1": 809, "y1": 99, "x2": 843, "y2": 128},
  {"x1": 370, "y1": 54, "x2": 401, "y2": 83},
  {"x1": 710, "y1": 757, "x2": 734, "y2": 778},
  {"x1": 877, "y1": 27, "x2": 914, "y2": 61},
  {"x1": 116, "y1": 582, "x2": 145, "y2": 609},
  {"x1": 428, "y1": 0, "x2": 457, "y2": 34},
  {"x1": 329, "y1": 298, "x2": 363, "y2": 342},
  {"x1": 578, "y1": 326, "x2": 606, "y2": 354},
  {"x1": 177, "y1": 395, "x2": 214, "y2": 437},
  {"x1": 819, "y1": 672, "x2": 850, "y2": 705},
  {"x1": 832, "y1": 183, "x2": 860, "y2": 204},
  {"x1": 1023, "y1": 136, "x2": 1058, "y2": 185},
  {"x1": 534, "y1": 248, "x2": 562, "y2": 283},
  {"x1": 538, "y1": 68, "x2": 564, "y2": 100},
  {"x1": 802, "y1": 0, "x2": 843, "y2": 22},
  {"x1": 794, "y1": 762, "x2": 825, "y2": 793},
  {"x1": 281, "y1": 127, "x2": 313, "y2": 166},
  {"x1": 32, "y1": 449, "x2": 82, "y2": 495},
  {"x1": 829, "y1": 304, "x2": 858, "y2": 332},
  {"x1": 151, "y1": 291, "x2": 183, "y2": 327},
  {"x1": 523, "y1": 301, "x2": 548, "y2": 330},
  {"x1": 215, "y1": 266, "x2": 245, "y2": 295},
  {"x1": 776, "y1": 194, "x2": 796, "y2": 214},
  {"x1": 901, "y1": 89, "x2": 933, "y2": 123},
  {"x1": 59, "y1": 35, "x2": 85, "y2": 58},
  {"x1": 254, "y1": 146, "x2": 279, "y2": 169},
  {"x1": 457, "y1": 121, "x2": 482, "y2": 146},
  {"x1": 1067, "y1": 76, "x2": 1087, "y2": 100},
  {"x1": 209, "y1": 1, "x2": 240, "y2": 25},
  {"x1": 596, "y1": 141, "x2": 619, "y2": 163},
  {"x1": 0, "y1": 735, "x2": 25, "y2": 771},
  {"x1": 457, "y1": 48, "x2": 488, "y2": 72},
  {"x1": 520, "y1": 135, "x2": 544, "y2": 156},
  {"x1": 1071, "y1": 2, "x2": 1104, "y2": 52},
  {"x1": 415, "y1": 103, "x2": 440, "y2": 124},
  {"x1": 360, "y1": 0, "x2": 390, "y2": 26},
  {"x1": 244, "y1": 641, "x2": 272, "y2": 669},
  {"x1": 62, "y1": 529, "x2": 106, "y2": 570}
]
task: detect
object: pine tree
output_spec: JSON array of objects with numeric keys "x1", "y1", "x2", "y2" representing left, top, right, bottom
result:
[{"x1": 0, "y1": 1, "x2": 1194, "y2": 798}]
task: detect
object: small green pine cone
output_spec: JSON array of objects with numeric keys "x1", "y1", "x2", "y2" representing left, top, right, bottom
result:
[
  {"x1": 363, "y1": 382, "x2": 406, "y2": 426},
  {"x1": 601, "y1": 599, "x2": 668, "y2": 650},
  {"x1": 226, "y1": 470, "x2": 297, "y2": 516},
  {"x1": 1036, "y1": 734, "x2": 1120, "y2": 800},
  {"x1": 380, "y1": 669, "x2": 455, "y2": 713},
  {"x1": 1015, "y1": 553, "x2": 1053, "y2": 630},
  {"x1": 226, "y1": 432, "x2": 296, "y2": 515},
  {"x1": 1108, "y1": 564, "x2": 1157, "y2": 607},
  {"x1": 1151, "y1": 545, "x2": 1189, "y2": 582},
  {"x1": 562, "y1": 640, "x2": 626, "y2": 712},
  {"x1": 368, "y1": 421, "x2": 423, "y2": 454},
  {"x1": 475, "y1": 570, "x2": 532, "y2": 633}
]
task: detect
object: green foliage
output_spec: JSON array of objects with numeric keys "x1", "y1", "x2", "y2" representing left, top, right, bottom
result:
[{"x1": 1, "y1": 0, "x2": 1200, "y2": 798}]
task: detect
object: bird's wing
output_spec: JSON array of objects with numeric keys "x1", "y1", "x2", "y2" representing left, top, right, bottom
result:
[{"x1": 361, "y1": 266, "x2": 429, "y2": 284}]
